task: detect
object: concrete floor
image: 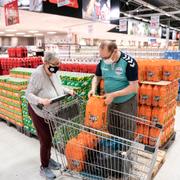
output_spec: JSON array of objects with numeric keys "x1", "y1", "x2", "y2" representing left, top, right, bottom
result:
[{"x1": 0, "y1": 107, "x2": 180, "y2": 180}]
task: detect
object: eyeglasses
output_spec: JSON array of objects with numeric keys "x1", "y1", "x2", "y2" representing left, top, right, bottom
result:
[{"x1": 49, "y1": 62, "x2": 60, "y2": 67}]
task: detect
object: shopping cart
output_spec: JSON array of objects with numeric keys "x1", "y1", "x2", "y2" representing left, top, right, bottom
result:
[{"x1": 37, "y1": 94, "x2": 162, "y2": 180}]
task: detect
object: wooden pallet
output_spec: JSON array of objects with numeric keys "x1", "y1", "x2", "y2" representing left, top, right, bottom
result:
[
  {"x1": 0, "y1": 118, "x2": 24, "y2": 133},
  {"x1": 152, "y1": 150, "x2": 166, "y2": 178},
  {"x1": 160, "y1": 131, "x2": 176, "y2": 150},
  {"x1": 24, "y1": 129, "x2": 37, "y2": 138},
  {"x1": 131, "y1": 149, "x2": 166, "y2": 180}
]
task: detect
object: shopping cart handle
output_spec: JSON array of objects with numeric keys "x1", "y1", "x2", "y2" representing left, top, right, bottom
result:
[
  {"x1": 50, "y1": 94, "x2": 71, "y2": 104},
  {"x1": 37, "y1": 94, "x2": 71, "y2": 110}
]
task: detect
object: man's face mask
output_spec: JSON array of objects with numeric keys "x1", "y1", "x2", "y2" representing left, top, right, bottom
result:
[{"x1": 103, "y1": 51, "x2": 114, "y2": 65}]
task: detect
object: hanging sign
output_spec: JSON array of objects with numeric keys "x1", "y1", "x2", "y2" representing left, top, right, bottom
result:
[
  {"x1": 119, "y1": 19, "x2": 127, "y2": 32},
  {"x1": 4, "y1": 0, "x2": 19, "y2": 26},
  {"x1": 150, "y1": 15, "x2": 159, "y2": 29}
]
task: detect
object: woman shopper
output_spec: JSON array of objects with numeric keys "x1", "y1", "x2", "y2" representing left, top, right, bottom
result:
[{"x1": 26, "y1": 52, "x2": 74, "y2": 179}]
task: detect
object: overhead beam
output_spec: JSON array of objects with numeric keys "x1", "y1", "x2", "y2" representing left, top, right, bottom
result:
[
  {"x1": 132, "y1": 0, "x2": 180, "y2": 21},
  {"x1": 126, "y1": 5, "x2": 173, "y2": 13},
  {"x1": 138, "y1": 10, "x2": 180, "y2": 17}
]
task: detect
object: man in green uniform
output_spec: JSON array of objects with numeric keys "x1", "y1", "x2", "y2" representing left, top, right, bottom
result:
[{"x1": 89, "y1": 41, "x2": 138, "y2": 140}]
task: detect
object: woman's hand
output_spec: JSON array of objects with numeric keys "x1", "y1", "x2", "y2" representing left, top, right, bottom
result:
[
  {"x1": 69, "y1": 90, "x2": 76, "y2": 96},
  {"x1": 38, "y1": 98, "x2": 51, "y2": 106}
]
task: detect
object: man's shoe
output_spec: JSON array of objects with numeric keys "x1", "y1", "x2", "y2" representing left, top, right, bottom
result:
[
  {"x1": 40, "y1": 166, "x2": 56, "y2": 179},
  {"x1": 49, "y1": 158, "x2": 61, "y2": 170}
]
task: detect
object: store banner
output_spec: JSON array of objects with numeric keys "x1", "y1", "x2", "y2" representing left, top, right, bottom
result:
[
  {"x1": 4, "y1": 0, "x2": 19, "y2": 26},
  {"x1": 150, "y1": 15, "x2": 159, "y2": 29},
  {"x1": 119, "y1": 19, "x2": 127, "y2": 32},
  {"x1": 1, "y1": 0, "x2": 43, "y2": 12},
  {"x1": 82, "y1": 0, "x2": 111, "y2": 23},
  {"x1": 57, "y1": 0, "x2": 70, "y2": 7},
  {"x1": 49, "y1": 0, "x2": 79, "y2": 8},
  {"x1": 29, "y1": 0, "x2": 43, "y2": 12}
]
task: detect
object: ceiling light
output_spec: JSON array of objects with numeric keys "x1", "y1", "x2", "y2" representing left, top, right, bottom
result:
[
  {"x1": 47, "y1": 32, "x2": 57, "y2": 35},
  {"x1": 16, "y1": 32, "x2": 26, "y2": 35},
  {"x1": 34, "y1": 33, "x2": 44, "y2": 36},
  {"x1": 24, "y1": 35, "x2": 33, "y2": 37},
  {"x1": 28, "y1": 30, "x2": 39, "y2": 33},
  {"x1": 5, "y1": 29, "x2": 17, "y2": 32},
  {"x1": 5, "y1": 34, "x2": 15, "y2": 36}
]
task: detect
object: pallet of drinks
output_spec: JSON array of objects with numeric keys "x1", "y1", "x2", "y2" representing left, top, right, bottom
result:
[
  {"x1": 0, "y1": 57, "x2": 42, "y2": 75},
  {"x1": 138, "y1": 80, "x2": 179, "y2": 147},
  {"x1": 21, "y1": 94, "x2": 36, "y2": 136},
  {"x1": 59, "y1": 71, "x2": 94, "y2": 101},
  {"x1": 0, "y1": 76, "x2": 28, "y2": 128},
  {"x1": 137, "y1": 59, "x2": 180, "y2": 82},
  {"x1": 10, "y1": 67, "x2": 35, "y2": 79}
]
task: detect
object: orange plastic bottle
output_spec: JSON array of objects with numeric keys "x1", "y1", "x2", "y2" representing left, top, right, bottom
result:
[
  {"x1": 159, "y1": 86, "x2": 167, "y2": 107},
  {"x1": 147, "y1": 63, "x2": 162, "y2": 82},
  {"x1": 145, "y1": 106, "x2": 152, "y2": 122},
  {"x1": 149, "y1": 127, "x2": 159, "y2": 146},
  {"x1": 143, "y1": 125, "x2": 149, "y2": 145},
  {"x1": 146, "y1": 85, "x2": 153, "y2": 106},
  {"x1": 163, "y1": 62, "x2": 176, "y2": 81},
  {"x1": 139, "y1": 84, "x2": 147, "y2": 105},
  {"x1": 151, "y1": 107, "x2": 159, "y2": 124},
  {"x1": 152, "y1": 86, "x2": 160, "y2": 106},
  {"x1": 138, "y1": 105, "x2": 146, "y2": 119},
  {"x1": 135, "y1": 123, "x2": 144, "y2": 143},
  {"x1": 158, "y1": 108, "x2": 166, "y2": 125}
]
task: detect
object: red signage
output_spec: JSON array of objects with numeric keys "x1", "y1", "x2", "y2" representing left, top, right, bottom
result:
[
  {"x1": 4, "y1": 0, "x2": 19, "y2": 26},
  {"x1": 49, "y1": 0, "x2": 79, "y2": 8}
]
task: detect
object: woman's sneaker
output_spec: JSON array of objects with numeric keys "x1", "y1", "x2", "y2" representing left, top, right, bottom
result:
[
  {"x1": 40, "y1": 166, "x2": 56, "y2": 179},
  {"x1": 49, "y1": 158, "x2": 61, "y2": 170}
]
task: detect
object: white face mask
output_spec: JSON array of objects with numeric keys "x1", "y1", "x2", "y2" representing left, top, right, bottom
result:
[{"x1": 104, "y1": 58, "x2": 114, "y2": 65}]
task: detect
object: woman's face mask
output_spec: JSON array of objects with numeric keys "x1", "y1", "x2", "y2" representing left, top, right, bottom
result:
[
  {"x1": 48, "y1": 61, "x2": 59, "y2": 73},
  {"x1": 48, "y1": 65, "x2": 59, "y2": 73}
]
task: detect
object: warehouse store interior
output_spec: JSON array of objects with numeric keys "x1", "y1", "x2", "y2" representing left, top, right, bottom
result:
[{"x1": 0, "y1": 0, "x2": 180, "y2": 180}]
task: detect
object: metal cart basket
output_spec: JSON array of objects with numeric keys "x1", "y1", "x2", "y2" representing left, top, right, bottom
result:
[{"x1": 37, "y1": 95, "x2": 162, "y2": 180}]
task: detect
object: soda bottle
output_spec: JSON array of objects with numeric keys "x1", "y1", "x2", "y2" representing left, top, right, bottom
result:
[
  {"x1": 145, "y1": 106, "x2": 152, "y2": 122},
  {"x1": 158, "y1": 107, "x2": 166, "y2": 125},
  {"x1": 146, "y1": 85, "x2": 153, "y2": 106},
  {"x1": 152, "y1": 85, "x2": 160, "y2": 106},
  {"x1": 149, "y1": 127, "x2": 159, "y2": 146},
  {"x1": 159, "y1": 86, "x2": 167, "y2": 107},
  {"x1": 143, "y1": 125, "x2": 149, "y2": 145},
  {"x1": 138, "y1": 105, "x2": 146, "y2": 119},
  {"x1": 139, "y1": 84, "x2": 147, "y2": 105}
]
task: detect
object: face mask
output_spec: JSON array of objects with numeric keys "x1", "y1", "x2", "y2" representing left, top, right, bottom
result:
[
  {"x1": 48, "y1": 65, "x2": 59, "y2": 73},
  {"x1": 104, "y1": 58, "x2": 114, "y2": 65}
]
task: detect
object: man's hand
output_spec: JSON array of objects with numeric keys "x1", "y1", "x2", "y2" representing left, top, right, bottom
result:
[
  {"x1": 38, "y1": 98, "x2": 51, "y2": 106},
  {"x1": 88, "y1": 89, "x2": 96, "y2": 98},
  {"x1": 103, "y1": 93, "x2": 114, "y2": 105}
]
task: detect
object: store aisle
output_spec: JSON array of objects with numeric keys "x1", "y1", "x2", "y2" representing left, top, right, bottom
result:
[
  {"x1": 155, "y1": 106, "x2": 180, "y2": 180},
  {"x1": 0, "y1": 107, "x2": 180, "y2": 180}
]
